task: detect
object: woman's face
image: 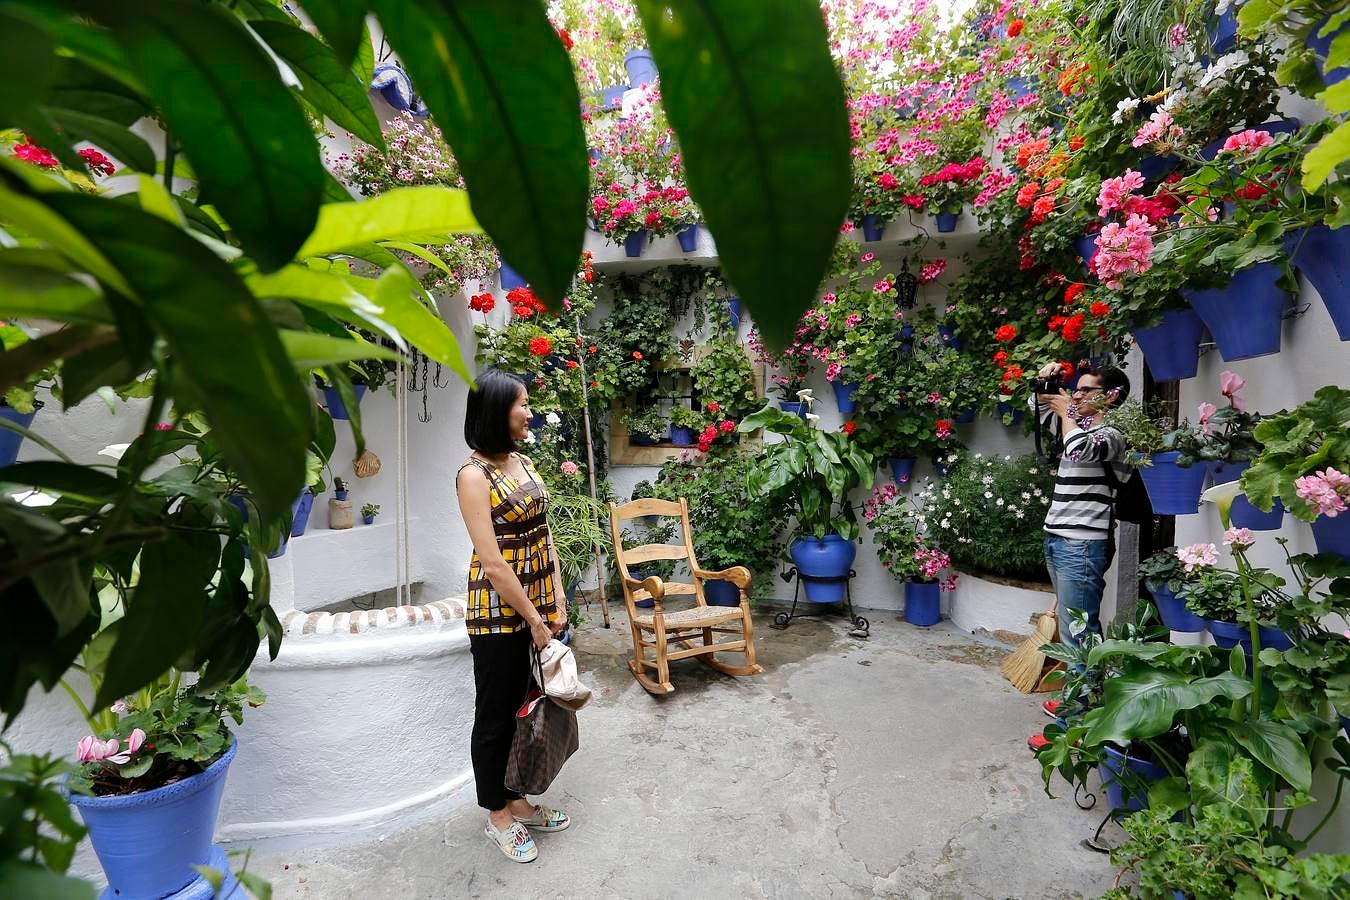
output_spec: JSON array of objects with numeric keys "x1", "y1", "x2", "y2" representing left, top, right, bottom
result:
[{"x1": 508, "y1": 386, "x2": 531, "y2": 443}]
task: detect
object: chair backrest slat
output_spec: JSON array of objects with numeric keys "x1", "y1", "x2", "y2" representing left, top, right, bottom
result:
[
  {"x1": 621, "y1": 542, "x2": 689, "y2": 564},
  {"x1": 614, "y1": 497, "x2": 683, "y2": 520}
]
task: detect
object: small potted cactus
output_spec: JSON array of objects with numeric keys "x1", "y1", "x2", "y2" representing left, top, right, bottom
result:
[{"x1": 361, "y1": 502, "x2": 380, "y2": 525}]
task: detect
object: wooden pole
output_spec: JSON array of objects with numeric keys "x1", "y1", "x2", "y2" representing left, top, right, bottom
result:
[{"x1": 573, "y1": 318, "x2": 611, "y2": 628}]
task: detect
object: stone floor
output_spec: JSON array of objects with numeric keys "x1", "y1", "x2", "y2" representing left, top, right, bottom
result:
[{"x1": 250, "y1": 605, "x2": 1121, "y2": 899}]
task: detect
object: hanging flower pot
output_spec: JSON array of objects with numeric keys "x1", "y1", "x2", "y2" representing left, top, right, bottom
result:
[
  {"x1": 69, "y1": 741, "x2": 240, "y2": 900},
  {"x1": 1288, "y1": 225, "x2": 1350, "y2": 341},
  {"x1": 1006, "y1": 75, "x2": 1034, "y2": 101},
  {"x1": 1076, "y1": 234, "x2": 1099, "y2": 273},
  {"x1": 324, "y1": 384, "x2": 367, "y2": 421},
  {"x1": 1211, "y1": 462, "x2": 1284, "y2": 530},
  {"x1": 1136, "y1": 154, "x2": 1179, "y2": 182},
  {"x1": 889, "y1": 457, "x2": 916, "y2": 485},
  {"x1": 831, "y1": 380, "x2": 860, "y2": 413},
  {"x1": 1181, "y1": 263, "x2": 1291, "y2": 361},
  {"x1": 226, "y1": 495, "x2": 293, "y2": 558},
  {"x1": 861, "y1": 215, "x2": 887, "y2": 242},
  {"x1": 1208, "y1": 620, "x2": 1294, "y2": 658},
  {"x1": 676, "y1": 223, "x2": 700, "y2": 252},
  {"x1": 624, "y1": 229, "x2": 648, "y2": 258},
  {"x1": 1311, "y1": 515, "x2": 1350, "y2": 559},
  {"x1": 670, "y1": 426, "x2": 695, "y2": 447},
  {"x1": 1147, "y1": 582, "x2": 1206, "y2": 633},
  {"x1": 1132, "y1": 308, "x2": 1206, "y2": 382},
  {"x1": 938, "y1": 323, "x2": 961, "y2": 350},
  {"x1": 1208, "y1": 7, "x2": 1238, "y2": 54},
  {"x1": 290, "y1": 488, "x2": 315, "y2": 538},
  {"x1": 726, "y1": 298, "x2": 742, "y2": 330},
  {"x1": 0, "y1": 401, "x2": 41, "y2": 467},
  {"x1": 1308, "y1": 17, "x2": 1348, "y2": 86},
  {"x1": 954, "y1": 406, "x2": 976, "y2": 425},
  {"x1": 899, "y1": 322, "x2": 915, "y2": 353},
  {"x1": 934, "y1": 209, "x2": 961, "y2": 233},
  {"x1": 1138, "y1": 451, "x2": 1206, "y2": 515},
  {"x1": 499, "y1": 262, "x2": 528, "y2": 291},
  {"x1": 904, "y1": 580, "x2": 941, "y2": 625},
  {"x1": 1101, "y1": 743, "x2": 1168, "y2": 812},
  {"x1": 704, "y1": 579, "x2": 741, "y2": 607},
  {"x1": 1200, "y1": 119, "x2": 1301, "y2": 162},
  {"x1": 623, "y1": 49, "x2": 658, "y2": 86},
  {"x1": 779, "y1": 401, "x2": 808, "y2": 420},
  {"x1": 790, "y1": 534, "x2": 856, "y2": 603}
]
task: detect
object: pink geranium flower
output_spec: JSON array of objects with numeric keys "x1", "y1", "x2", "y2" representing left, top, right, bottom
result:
[
  {"x1": 1223, "y1": 527, "x2": 1255, "y2": 549},
  {"x1": 1093, "y1": 214, "x2": 1157, "y2": 289},
  {"x1": 1176, "y1": 543, "x2": 1218, "y2": 572},
  {"x1": 1197, "y1": 401, "x2": 1218, "y2": 434},
  {"x1": 1220, "y1": 130, "x2": 1275, "y2": 156},
  {"x1": 560, "y1": 461, "x2": 579, "y2": 476},
  {"x1": 1097, "y1": 170, "x2": 1145, "y2": 217},
  {"x1": 1294, "y1": 468, "x2": 1350, "y2": 518},
  {"x1": 1132, "y1": 110, "x2": 1184, "y2": 148}
]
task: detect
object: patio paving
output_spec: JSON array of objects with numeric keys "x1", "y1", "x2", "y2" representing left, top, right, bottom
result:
[{"x1": 250, "y1": 604, "x2": 1120, "y2": 899}]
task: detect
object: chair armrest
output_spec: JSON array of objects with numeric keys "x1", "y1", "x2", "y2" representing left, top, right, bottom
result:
[
  {"x1": 692, "y1": 565, "x2": 751, "y2": 589},
  {"x1": 624, "y1": 575, "x2": 666, "y2": 610}
]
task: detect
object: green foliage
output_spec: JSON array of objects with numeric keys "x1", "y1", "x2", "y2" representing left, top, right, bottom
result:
[
  {"x1": 668, "y1": 404, "x2": 704, "y2": 431},
  {"x1": 546, "y1": 490, "x2": 610, "y2": 591},
  {"x1": 1137, "y1": 547, "x2": 1189, "y2": 593},
  {"x1": 1106, "y1": 398, "x2": 1172, "y2": 458},
  {"x1": 591, "y1": 282, "x2": 676, "y2": 401},
  {"x1": 691, "y1": 337, "x2": 758, "y2": 420},
  {"x1": 0, "y1": 747, "x2": 92, "y2": 900},
  {"x1": 1243, "y1": 385, "x2": 1350, "y2": 519},
  {"x1": 360, "y1": 503, "x2": 379, "y2": 518},
  {"x1": 624, "y1": 405, "x2": 667, "y2": 441}
]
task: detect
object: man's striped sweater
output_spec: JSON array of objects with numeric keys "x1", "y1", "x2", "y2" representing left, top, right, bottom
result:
[{"x1": 1029, "y1": 397, "x2": 1131, "y2": 540}]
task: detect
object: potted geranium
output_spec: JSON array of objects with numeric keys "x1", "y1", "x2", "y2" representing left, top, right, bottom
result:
[
  {"x1": 740, "y1": 403, "x2": 874, "y2": 603},
  {"x1": 1108, "y1": 399, "x2": 1208, "y2": 515},
  {"x1": 626, "y1": 405, "x2": 668, "y2": 445},
  {"x1": 1137, "y1": 548, "x2": 1206, "y2": 633},
  {"x1": 1174, "y1": 551, "x2": 1290, "y2": 657},
  {"x1": 668, "y1": 405, "x2": 703, "y2": 447},
  {"x1": 917, "y1": 156, "x2": 987, "y2": 232},
  {"x1": 747, "y1": 326, "x2": 815, "y2": 417},
  {"x1": 65, "y1": 672, "x2": 265, "y2": 900},
  {"x1": 865, "y1": 483, "x2": 956, "y2": 625}
]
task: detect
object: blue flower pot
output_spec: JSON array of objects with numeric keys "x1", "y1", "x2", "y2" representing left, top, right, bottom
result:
[
  {"x1": 499, "y1": 262, "x2": 528, "y2": 290},
  {"x1": 996, "y1": 401, "x2": 1024, "y2": 426},
  {"x1": 1006, "y1": 75, "x2": 1034, "y2": 101},
  {"x1": 939, "y1": 324, "x2": 961, "y2": 350},
  {"x1": 529, "y1": 412, "x2": 546, "y2": 432},
  {"x1": 1312, "y1": 515, "x2": 1350, "y2": 559},
  {"x1": 1132, "y1": 308, "x2": 1205, "y2": 382},
  {"x1": 704, "y1": 579, "x2": 741, "y2": 606},
  {"x1": 1148, "y1": 582, "x2": 1206, "y2": 633},
  {"x1": 324, "y1": 384, "x2": 368, "y2": 421},
  {"x1": 1182, "y1": 263, "x2": 1290, "y2": 361},
  {"x1": 1308, "y1": 16, "x2": 1348, "y2": 86},
  {"x1": 670, "y1": 426, "x2": 694, "y2": 447},
  {"x1": 954, "y1": 406, "x2": 976, "y2": 424},
  {"x1": 727, "y1": 298, "x2": 742, "y2": 331},
  {"x1": 69, "y1": 740, "x2": 241, "y2": 900},
  {"x1": 1208, "y1": 619, "x2": 1294, "y2": 656},
  {"x1": 790, "y1": 534, "x2": 856, "y2": 603},
  {"x1": 290, "y1": 489, "x2": 315, "y2": 538},
  {"x1": 1205, "y1": 459, "x2": 1242, "y2": 486},
  {"x1": 935, "y1": 210, "x2": 960, "y2": 233},
  {"x1": 624, "y1": 229, "x2": 648, "y2": 258},
  {"x1": 623, "y1": 49, "x2": 658, "y2": 86},
  {"x1": 362, "y1": 514, "x2": 376, "y2": 525},
  {"x1": 889, "y1": 457, "x2": 916, "y2": 485},
  {"x1": 831, "y1": 380, "x2": 860, "y2": 413},
  {"x1": 1102, "y1": 743, "x2": 1168, "y2": 812},
  {"x1": 1137, "y1": 154, "x2": 1179, "y2": 181},
  {"x1": 899, "y1": 323, "x2": 915, "y2": 353},
  {"x1": 1139, "y1": 451, "x2": 1206, "y2": 515},
  {"x1": 334, "y1": 490, "x2": 349, "y2": 501},
  {"x1": 862, "y1": 214, "x2": 887, "y2": 242},
  {"x1": 628, "y1": 565, "x2": 657, "y2": 608},
  {"x1": 904, "y1": 580, "x2": 941, "y2": 626},
  {"x1": 226, "y1": 495, "x2": 294, "y2": 559},
  {"x1": 1076, "y1": 234, "x2": 1099, "y2": 272},
  {"x1": 0, "y1": 404, "x2": 39, "y2": 467},
  {"x1": 1209, "y1": 8, "x2": 1238, "y2": 53},
  {"x1": 630, "y1": 429, "x2": 665, "y2": 446},
  {"x1": 676, "y1": 223, "x2": 700, "y2": 252},
  {"x1": 1233, "y1": 492, "x2": 1284, "y2": 532},
  {"x1": 1288, "y1": 225, "x2": 1350, "y2": 341},
  {"x1": 779, "y1": 401, "x2": 808, "y2": 420},
  {"x1": 591, "y1": 83, "x2": 629, "y2": 111}
]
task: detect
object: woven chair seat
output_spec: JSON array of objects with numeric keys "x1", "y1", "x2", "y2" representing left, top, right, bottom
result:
[{"x1": 631, "y1": 605, "x2": 745, "y2": 629}]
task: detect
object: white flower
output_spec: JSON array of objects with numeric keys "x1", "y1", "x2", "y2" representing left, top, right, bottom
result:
[
  {"x1": 523, "y1": 431, "x2": 537, "y2": 445},
  {"x1": 974, "y1": 452, "x2": 983, "y2": 459},
  {"x1": 796, "y1": 388, "x2": 814, "y2": 400},
  {"x1": 545, "y1": 412, "x2": 561, "y2": 426},
  {"x1": 996, "y1": 498, "x2": 1005, "y2": 507},
  {"x1": 1021, "y1": 492, "x2": 1032, "y2": 501},
  {"x1": 940, "y1": 518, "x2": 950, "y2": 528},
  {"x1": 1004, "y1": 455, "x2": 1012, "y2": 461},
  {"x1": 805, "y1": 413, "x2": 821, "y2": 424},
  {"x1": 1014, "y1": 510, "x2": 1025, "y2": 519},
  {"x1": 98, "y1": 442, "x2": 131, "y2": 460},
  {"x1": 984, "y1": 491, "x2": 993, "y2": 499},
  {"x1": 1111, "y1": 97, "x2": 1140, "y2": 124}
]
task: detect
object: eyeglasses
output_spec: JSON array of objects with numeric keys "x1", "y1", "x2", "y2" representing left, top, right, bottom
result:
[{"x1": 1072, "y1": 386, "x2": 1103, "y2": 396}]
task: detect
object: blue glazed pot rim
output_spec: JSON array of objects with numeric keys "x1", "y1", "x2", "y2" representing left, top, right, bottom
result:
[{"x1": 67, "y1": 738, "x2": 238, "y2": 810}]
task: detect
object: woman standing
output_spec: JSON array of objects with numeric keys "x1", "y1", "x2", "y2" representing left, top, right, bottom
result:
[{"x1": 456, "y1": 368, "x2": 571, "y2": 863}]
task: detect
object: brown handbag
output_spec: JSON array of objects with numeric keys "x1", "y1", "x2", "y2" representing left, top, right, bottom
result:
[{"x1": 504, "y1": 648, "x2": 579, "y2": 795}]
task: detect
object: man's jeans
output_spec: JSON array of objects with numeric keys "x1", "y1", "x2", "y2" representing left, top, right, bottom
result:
[{"x1": 1044, "y1": 536, "x2": 1110, "y2": 651}]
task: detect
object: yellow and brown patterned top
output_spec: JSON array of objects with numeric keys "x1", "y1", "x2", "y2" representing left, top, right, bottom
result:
[{"x1": 459, "y1": 453, "x2": 559, "y2": 636}]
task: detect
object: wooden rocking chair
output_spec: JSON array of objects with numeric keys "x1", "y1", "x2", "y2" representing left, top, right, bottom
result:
[{"x1": 608, "y1": 497, "x2": 763, "y2": 695}]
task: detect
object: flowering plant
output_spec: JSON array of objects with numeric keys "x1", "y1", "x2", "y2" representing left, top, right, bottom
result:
[
  {"x1": 864, "y1": 483, "x2": 957, "y2": 589},
  {"x1": 749, "y1": 325, "x2": 814, "y2": 400},
  {"x1": 691, "y1": 337, "x2": 759, "y2": 420},
  {"x1": 1194, "y1": 370, "x2": 1263, "y2": 464},
  {"x1": 917, "y1": 155, "x2": 988, "y2": 214},
  {"x1": 1242, "y1": 385, "x2": 1350, "y2": 521},
  {"x1": 625, "y1": 404, "x2": 668, "y2": 441}
]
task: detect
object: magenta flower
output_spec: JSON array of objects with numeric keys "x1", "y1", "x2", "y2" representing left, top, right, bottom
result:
[
  {"x1": 1093, "y1": 214, "x2": 1157, "y2": 289},
  {"x1": 1219, "y1": 370, "x2": 1246, "y2": 411},
  {"x1": 844, "y1": 312, "x2": 862, "y2": 329},
  {"x1": 825, "y1": 362, "x2": 842, "y2": 381},
  {"x1": 860, "y1": 252, "x2": 875, "y2": 263},
  {"x1": 919, "y1": 259, "x2": 947, "y2": 283},
  {"x1": 560, "y1": 461, "x2": 579, "y2": 476},
  {"x1": 1220, "y1": 130, "x2": 1275, "y2": 156},
  {"x1": 1132, "y1": 110, "x2": 1183, "y2": 149}
]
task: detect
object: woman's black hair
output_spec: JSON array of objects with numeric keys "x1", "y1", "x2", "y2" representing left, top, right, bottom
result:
[
  {"x1": 464, "y1": 368, "x2": 526, "y2": 455},
  {"x1": 1082, "y1": 363, "x2": 1131, "y2": 407}
]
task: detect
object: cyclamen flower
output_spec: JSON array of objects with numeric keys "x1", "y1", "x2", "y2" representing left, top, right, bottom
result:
[
  {"x1": 1219, "y1": 370, "x2": 1246, "y2": 410},
  {"x1": 1097, "y1": 170, "x2": 1145, "y2": 217},
  {"x1": 77, "y1": 728, "x2": 146, "y2": 765},
  {"x1": 1197, "y1": 401, "x2": 1219, "y2": 433},
  {"x1": 1220, "y1": 129, "x2": 1274, "y2": 156},
  {"x1": 1176, "y1": 543, "x2": 1219, "y2": 572},
  {"x1": 1223, "y1": 527, "x2": 1255, "y2": 549}
]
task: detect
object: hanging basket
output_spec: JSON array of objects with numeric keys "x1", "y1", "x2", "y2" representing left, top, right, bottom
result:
[
  {"x1": 1312, "y1": 515, "x2": 1350, "y2": 560},
  {"x1": 861, "y1": 214, "x2": 887, "y2": 242},
  {"x1": 1137, "y1": 451, "x2": 1206, "y2": 515},
  {"x1": 934, "y1": 210, "x2": 961, "y2": 233},
  {"x1": 1181, "y1": 263, "x2": 1290, "y2": 361},
  {"x1": 1132, "y1": 308, "x2": 1205, "y2": 382},
  {"x1": 1289, "y1": 225, "x2": 1350, "y2": 341}
]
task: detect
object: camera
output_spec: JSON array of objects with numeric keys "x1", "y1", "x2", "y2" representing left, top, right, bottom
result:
[{"x1": 1033, "y1": 376, "x2": 1064, "y2": 395}]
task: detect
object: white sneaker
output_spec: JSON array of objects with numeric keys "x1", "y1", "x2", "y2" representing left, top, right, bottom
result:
[
  {"x1": 485, "y1": 818, "x2": 537, "y2": 863},
  {"x1": 513, "y1": 804, "x2": 571, "y2": 832}
]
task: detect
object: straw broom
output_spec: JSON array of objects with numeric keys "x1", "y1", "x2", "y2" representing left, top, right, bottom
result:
[{"x1": 1000, "y1": 606, "x2": 1058, "y2": 693}]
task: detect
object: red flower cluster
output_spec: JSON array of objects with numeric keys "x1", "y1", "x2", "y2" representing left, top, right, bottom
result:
[
  {"x1": 1068, "y1": 135, "x2": 1085, "y2": 152},
  {"x1": 877, "y1": 172, "x2": 899, "y2": 190},
  {"x1": 468, "y1": 292, "x2": 496, "y2": 314},
  {"x1": 994, "y1": 324, "x2": 1018, "y2": 343},
  {"x1": 79, "y1": 148, "x2": 115, "y2": 177},
  {"x1": 13, "y1": 141, "x2": 58, "y2": 168},
  {"x1": 1061, "y1": 312, "x2": 1086, "y2": 343},
  {"x1": 696, "y1": 419, "x2": 737, "y2": 453},
  {"x1": 1064, "y1": 283, "x2": 1086, "y2": 305},
  {"x1": 529, "y1": 336, "x2": 552, "y2": 357},
  {"x1": 580, "y1": 249, "x2": 594, "y2": 284},
  {"x1": 556, "y1": 28, "x2": 573, "y2": 50},
  {"x1": 992, "y1": 350, "x2": 1010, "y2": 367},
  {"x1": 919, "y1": 157, "x2": 986, "y2": 187},
  {"x1": 935, "y1": 419, "x2": 953, "y2": 440},
  {"x1": 1089, "y1": 301, "x2": 1111, "y2": 318},
  {"x1": 706, "y1": 401, "x2": 721, "y2": 413},
  {"x1": 1006, "y1": 18, "x2": 1025, "y2": 37},
  {"x1": 841, "y1": 421, "x2": 857, "y2": 436},
  {"x1": 900, "y1": 194, "x2": 926, "y2": 210},
  {"x1": 507, "y1": 286, "x2": 546, "y2": 317}
]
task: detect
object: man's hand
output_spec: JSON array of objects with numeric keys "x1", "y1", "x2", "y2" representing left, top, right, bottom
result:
[
  {"x1": 1037, "y1": 362, "x2": 1062, "y2": 379},
  {"x1": 1038, "y1": 392, "x2": 1072, "y2": 419}
]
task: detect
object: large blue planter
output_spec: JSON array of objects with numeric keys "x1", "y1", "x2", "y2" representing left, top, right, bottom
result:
[
  {"x1": 499, "y1": 262, "x2": 528, "y2": 290},
  {"x1": 324, "y1": 384, "x2": 367, "y2": 421},
  {"x1": 1102, "y1": 743, "x2": 1168, "y2": 812},
  {"x1": 670, "y1": 426, "x2": 694, "y2": 447},
  {"x1": 1077, "y1": 234, "x2": 1099, "y2": 272},
  {"x1": 1132, "y1": 308, "x2": 1206, "y2": 382},
  {"x1": 704, "y1": 579, "x2": 741, "y2": 607},
  {"x1": 862, "y1": 214, "x2": 887, "y2": 242},
  {"x1": 779, "y1": 401, "x2": 808, "y2": 420},
  {"x1": 676, "y1": 223, "x2": 700, "y2": 252},
  {"x1": 290, "y1": 488, "x2": 315, "y2": 538},
  {"x1": 69, "y1": 740, "x2": 241, "y2": 900},
  {"x1": 727, "y1": 298, "x2": 742, "y2": 331},
  {"x1": 935, "y1": 210, "x2": 961, "y2": 233},
  {"x1": 624, "y1": 229, "x2": 648, "y2": 258},
  {"x1": 904, "y1": 580, "x2": 941, "y2": 626},
  {"x1": 0, "y1": 403, "x2": 39, "y2": 467},
  {"x1": 1288, "y1": 226, "x2": 1350, "y2": 341},
  {"x1": 623, "y1": 49, "x2": 658, "y2": 86},
  {"x1": 831, "y1": 380, "x2": 860, "y2": 413},
  {"x1": 1208, "y1": 619, "x2": 1294, "y2": 656},
  {"x1": 790, "y1": 534, "x2": 856, "y2": 603},
  {"x1": 1308, "y1": 17, "x2": 1348, "y2": 86},
  {"x1": 1312, "y1": 515, "x2": 1350, "y2": 559},
  {"x1": 1147, "y1": 582, "x2": 1206, "y2": 633},
  {"x1": 1138, "y1": 451, "x2": 1206, "y2": 515},
  {"x1": 1209, "y1": 8, "x2": 1238, "y2": 53},
  {"x1": 630, "y1": 429, "x2": 665, "y2": 446},
  {"x1": 889, "y1": 457, "x2": 916, "y2": 485},
  {"x1": 1137, "y1": 154, "x2": 1179, "y2": 181},
  {"x1": 1182, "y1": 263, "x2": 1290, "y2": 361},
  {"x1": 939, "y1": 324, "x2": 961, "y2": 350}
]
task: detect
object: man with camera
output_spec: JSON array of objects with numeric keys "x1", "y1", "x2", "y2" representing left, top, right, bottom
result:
[{"x1": 1028, "y1": 361, "x2": 1132, "y2": 650}]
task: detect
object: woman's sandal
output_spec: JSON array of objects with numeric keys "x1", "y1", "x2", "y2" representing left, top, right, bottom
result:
[
  {"x1": 513, "y1": 804, "x2": 571, "y2": 833},
  {"x1": 484, "y1": 819, "x2": 538, "y2": 862}
]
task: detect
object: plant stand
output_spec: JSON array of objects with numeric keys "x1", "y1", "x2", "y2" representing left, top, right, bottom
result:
[{"x1": 770, "y1": 567, "x2": 869, "y2": 638}]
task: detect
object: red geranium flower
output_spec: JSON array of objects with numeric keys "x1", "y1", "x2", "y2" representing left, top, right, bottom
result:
[
  {"x1": 1047, "y1": 315, "x2": 1067, "y2": 332},
  {"x1": 992, "y1": 350, "x2": 1010, "y2": 367},
  {"x1": 1059, "y1": 361, "x2": 1076, "y2": 379},
  {"x1": 556, "y1": 27, "x2": 573, "y2": 50},
  {"x1": 1068, "y1": 135, "x2": 1085, "y2": 152},
  {"x1": 632, "y1": 350, "x2": 643, "y2": 360},
  {"x1": 994, "y1": 324, "x2": 1018, "y2": 343},
  {"x1": 529, "y1": 336, "x2": 552, "y2": 356},
  {"x1": 565, "y1": 359, "x2": 579, "y2": 369},
  {"x1": 841, "y1": 421, "x2": 857, "y2": 436},
  {"x1": 706, "y1": 401, "x2": 721, "y2": 413},
  {"x1": 1090, "y1": 301, "x2": 1111, "y2": 317},
  {"x1": 14, "y1": 141, "x2": 58, "y2": 168},
  {"x1": 719, "y1": 419, "x2": 736, "y2": 434},
  {"x1": 1064, "y1": 283, "x2": 1086, "y2": 305},
  {"x1": 1007, "y1": 18, "x2": 1024, "y2": 37},
  {"x1": 79, "y1": 148, "x2": 116, "y2": 177},
  {"x1": 1061, "y1": 313, "x2": 1086, "y2": 343}
]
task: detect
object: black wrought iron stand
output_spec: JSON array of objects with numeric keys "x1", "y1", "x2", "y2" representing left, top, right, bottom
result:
[{"x1": 771, "y1": 567, "x2": 869, "y2": 638}]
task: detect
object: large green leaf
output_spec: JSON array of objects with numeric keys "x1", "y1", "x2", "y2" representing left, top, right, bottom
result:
[
  {"x1": 0, "y1": 502, "x2": 90, "y2": 638},
  {"x1": 372, "y1": 0, "x2": 586, "y2": 306},
  {"x1": 1303, "y1": 118, "x2": 1350, "y2": 190},
  {"x1": 300, "y1": 0, "x2": 370, "y2": 68},
  {"x1": 248, "y1": 19, "x2": 383, "y2": 148},
  {"x1": 1085, "y1": 667, "x2": 1253, "y2": 745},
  {"x1": 278, "y1": 329, "x2": 401, "y2": 369},
  {"x1": 364, "y1": 265, "x2": 471, "y2": 381},
  {"x1": 1225, "y1": 719, "x2": 1313, "y2": 793},
  {"x1": 100, "y1": 1, "x2": 323, "y2": 272},
  {"x1": 0, "y1": 325, "x2": 118, "y2": 398},
  {"x1": 634, "y1": 0, "x2": 850, "y2": 348},
  {"x1": 42, "y1": 193, "x2": 312, "y2": 518},
  {"x1": 247, "y1": 265, "x2": 396, "y2": 336},
  {"x1": 297, "y1": 186, "x2": 480, "y2": 258},
  {"x1": 0, "y1": 263, "x2": 110, "y2": 324},
  {"x1": 43, "y1": 107, "x2": 156, "y2": 174}
]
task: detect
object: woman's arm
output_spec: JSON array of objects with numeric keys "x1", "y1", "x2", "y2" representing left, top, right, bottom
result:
[
  {"x1": 457, "y1": 465, "x2": 552, "y2": 649},
  {"x1": 545, "y1": 529, "x2": 568, "y2": 635}
]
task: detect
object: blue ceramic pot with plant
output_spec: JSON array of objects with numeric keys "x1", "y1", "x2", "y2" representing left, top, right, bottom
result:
[
  {"x1": 624, "y1": 229, "x2": 648, "y2": 258},
  {"x1": 670, "y1": 426, "x2": 695, "y2": 447},
  {"x1": 1101, "y1": 743, "x2": 1167, "y2": 812},
  {"x1": 904, "y1": 580, "x2": 940, "y2": 626},
  {"x1": 676, "y1": 223, "x2": 700, "y2": 252},
  {"x1": 290, "y1": 488, "x2": 315, "y2": 538},
  {"x1": 889, "y1": 457, "x2": 916, "y2": 485},
  {"x1": 1147, "y1": 582, "x2": 1206, "y2": 633},
  {"x1": 935, "y1": 209, "x2": 960, "y2": 232},
  {"x1": 324, "y1": 384, "x2": 367, "y2": 421},
  {"x1": 831, "y1": 380, "x2": 859, "y2": 413},
  {"x1": 1132, "y1": 308, "x2": 1206, "y2": 382},
  {"x1": 861, "y1": 215, "x2": 887, "y2": 242},
  {"x1": 0, "y1": 401, "x2": 40, "y2": 467},
  {"x1": 499, "y1": 262, "x2": 528, "y2": 290},
  {"x1": 1138, "y1": 451, "x2": 1206, "y2": 515},
  {"x1": 704, "y1": 579, "x2": 741, "y2": 607},
  {"x1": 779, "y1": 401, "x2": 807, "y2": 419},
  {"x1": 790, "y1": 535, "x2": 856, "y2": 603},
  {"x1": 623, "y1": 48, "x2": 658, "y2": 86},
  {"x1": 1311, "y1": 515, "x2": 1350, "y2": 560},
  {"x1": 1287, "y1": 225, "x2": 1350, "y2": 341}
]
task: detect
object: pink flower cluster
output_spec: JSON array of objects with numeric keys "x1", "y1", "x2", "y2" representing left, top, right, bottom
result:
[
  {"x1": 1132, "y1": 110, "x2": 1184, "y2": 149},
  {"x1": 1093, "y1": 214, "x2": 1157, "y2": 289},
  {"x1": 1294, "y1": 467, "x2": 1350, "y2": 518},
  {"x1": 77, "y1": 728, "x2": 147, "y2": 765},
  {"x1": 1220, "y1": 129, "x2": 1275, "y2": 156},
  {"x1": 919, "y1": 157, "x2": 986, "y2": 187},
  {"x1": 1223, "y1": 527, "x2": 1255, "y2": 549},
  {"x1": 560, "y1": 461, "x2": 579, "y2": 476},
  {"x1": 919, "y1": 259, "x2": 947, "y2": 283},
  {"x1": 973, "y1": 167, "x2": 1017, "y2": 207},
  {"x1": 1097, "y1": 170, "x2": 1145, "y2": 217},
  {"x1": 914, "y1": 544, "x2": 955, "y2": 588},
  {"x1": 863, "y1": 482, "x2": 901, "y2": 522},
  {"x1": 1176, "y1": 542, "x2": 1219, "y2": 572}
]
